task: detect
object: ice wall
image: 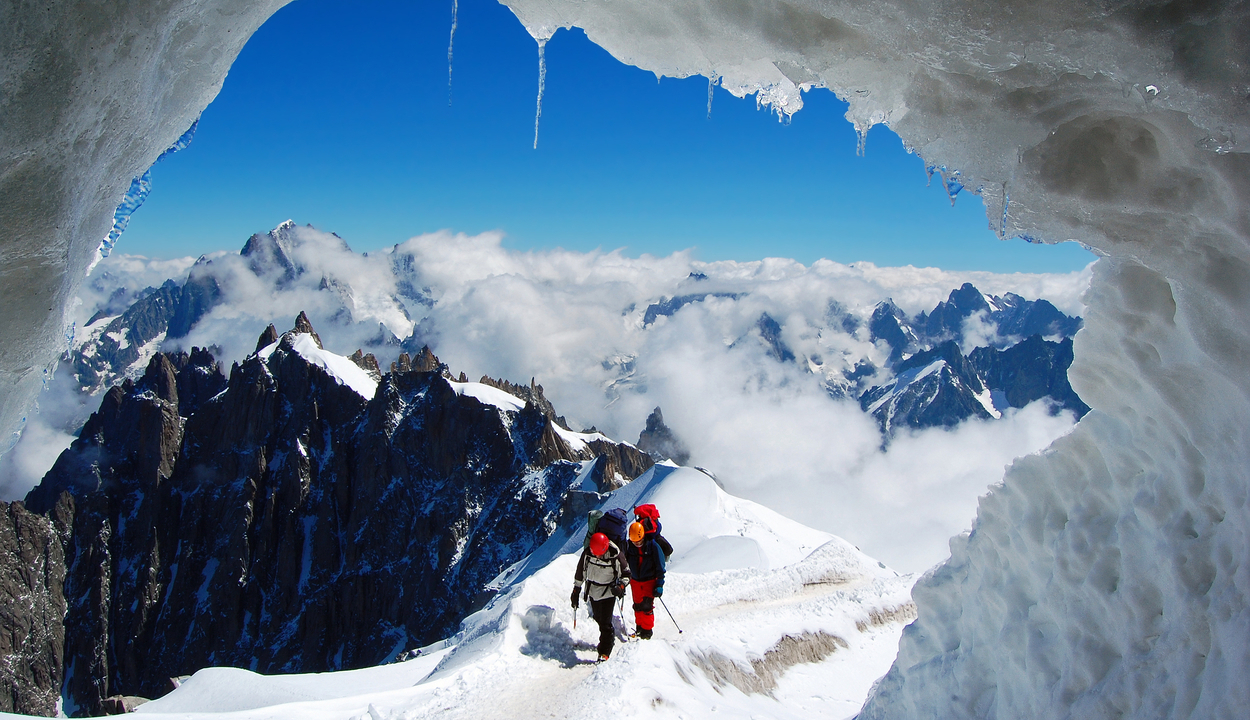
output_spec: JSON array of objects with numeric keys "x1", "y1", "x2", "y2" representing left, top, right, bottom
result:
[
  {"x1": 493, "y1": 0, "x2": 1250, "y2": 716},
  {"x1": 2, "y1": 0, "x2": 1248, "y2": 716},
  {"x1": 0, "y1": 0, "x2": 290, "y2": 449}
]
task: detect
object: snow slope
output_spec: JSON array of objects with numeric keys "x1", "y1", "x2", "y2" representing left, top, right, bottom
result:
[{"x1": 9, "y1": 465, "x2": 914, "y2": 720}]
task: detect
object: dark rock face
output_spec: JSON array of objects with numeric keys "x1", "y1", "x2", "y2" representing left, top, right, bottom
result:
[
  {"x1": 71, "y1": 276, "x2": 222, "y2": 394},
  {"x1": 757, "y1": 314, "x2": 796, "y2": 363},
  {"x1": 859, "y1": 335, "x2": 1090, "y2": 436},
  {"x1": 642, "y1": 292, "x2": 741, "y2": 326},
  {"x1": 970, "y1": 335, "x2": 1090, "y2": 418},
  {"x1": 869, "y1": 301, "x2": 918, "y2": 364},
  {"x1": 26, "y1": 316, "x2": 652, "y2": 716},
  {"x1": 913, "y1": 283, "x2": 1084, "y2": 349},
  {"x1": 917, "y1": 283, "x2": 992, "y2": 343},
  {"x1": 0, "y1": 496, "x2": 71, "y2": 717},
  {"x1": 636, "y1": 407, "x2": 691, "y2": 465},
  {"x1": 860, "y1": 341, "x2": 994, "y2": 434}
]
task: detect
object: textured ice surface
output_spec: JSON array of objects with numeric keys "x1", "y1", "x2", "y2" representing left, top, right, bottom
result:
[
  {"x1": 4, "y1": 1, "x2": 1250, "y2": 717},
  {"x1": 487, "y1": 0, "x2": 1250, "y2": 716},
  {"x1": 0, "y1": 0, "x2": 291, "y2": 450}
]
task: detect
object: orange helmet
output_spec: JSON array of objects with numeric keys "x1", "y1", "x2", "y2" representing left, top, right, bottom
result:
[
  {"x1": 629, "y1": 522, "x2": 646, "y2": 543},
  {"x1": 589, "y1": 532, "x2": 610, "y2": 556}
]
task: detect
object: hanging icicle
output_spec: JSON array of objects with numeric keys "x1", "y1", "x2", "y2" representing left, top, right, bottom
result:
[
  {"x1": 533, "y1": 38, "x2": 547, "y2": 150},
  {"x1": 706, "y1": 76, "x2": 716, "y2": 119},
  {"x1": 447, "y1": 0, "x2": 458, "y2": 106}
]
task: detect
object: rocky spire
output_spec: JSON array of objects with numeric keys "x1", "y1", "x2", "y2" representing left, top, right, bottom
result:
[
  {"x1": 292, "y1": 311, "x2": 323, "y2": 349},
  {"x1": 255, "y1": 323, "x2": 279, "y2": 353},
  {"x1": 636, "y1": 407, "x2": 691, "y2": 465}
]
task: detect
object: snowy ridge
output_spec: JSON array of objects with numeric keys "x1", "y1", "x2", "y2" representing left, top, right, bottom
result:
[
  {"x1": 259, "y1": 334, "x2": 379, "y2": 400},
  {"x1": 447, "y1": 380, "x2": 526, "y2": 413},
  {"x1": 122, "y1": 466, "x2": 914, "y2": 720}
]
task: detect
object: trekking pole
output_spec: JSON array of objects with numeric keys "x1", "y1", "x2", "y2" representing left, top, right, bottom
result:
[{"x1": 658, "y1": 596, "x2": 683, "y2": 634}]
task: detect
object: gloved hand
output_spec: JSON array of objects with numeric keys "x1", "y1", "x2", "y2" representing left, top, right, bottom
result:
[
  {"x1": 612, "y1": 581, "x2": 627, "y2": 598},
  {"x1": 654, "y1": 586, "x2": 664, "y2": 598},
  {"x1": 570, "y1": 587, "x2": 580, "y2": 609}
]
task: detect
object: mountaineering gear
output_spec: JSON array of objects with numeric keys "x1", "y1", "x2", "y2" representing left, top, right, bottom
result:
[
  {"x1": 570, "y1": 587, "x2": 581, "y2": 609},
  {"x1": 598, "y1": 654, "x2": 610, "y2": 663},
  {"x1": 584, "y1": 508, "x2": 630, "y2": 554},
  {"x1": 612, "y1": 580, "x2": 627, "y2": 598},
  {"x1": 633, "y1": 504, "x2": 674, "y2": 559},
  {"x1": 575, "y1": 536, "x2": 630, "y2": 660},
  {"x1": 596, "y1": 507, "x2": 630, "y2": 548},
  {"x1": 628, "y1": 521, "x2": 645, "y2": 543},
  {"x1": 576, "y1": 539, "x2": 629, "y2": 602},
  {"x1": 625, "y1": 535, "x2": 666, "y2": 587},
  {"x1": 636, "y1": 627, "x2": 652, "y2": 640},
  {"x1": 654, "y1": 586, "x2": 663, "y2": 597},
  {"x1": 658, "y1": 595, "x2": 683, "y2": 634},
  {"x1": 625, "y1": 531, "x2": 666, "y2": 634},
  {"x1": 589, "y1": 532, "x2": 610, "y2": 556}
]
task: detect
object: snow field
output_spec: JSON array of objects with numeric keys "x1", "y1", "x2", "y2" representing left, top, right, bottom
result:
[{"x1": 83, "y1": 466, "x2": 917, "y2": 720}]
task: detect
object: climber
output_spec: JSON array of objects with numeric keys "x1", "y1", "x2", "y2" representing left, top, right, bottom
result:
[
  {"x1": 623, "y1": 521, "x2": 666, "y2": 639},
  {"x1": 572, "y1": 531, "x2": 629, "y2": 661}
]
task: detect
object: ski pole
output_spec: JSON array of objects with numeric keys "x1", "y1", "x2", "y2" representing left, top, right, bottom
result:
[{"x1": 658, "y1": 596, "x2": 683, "y2": 634}]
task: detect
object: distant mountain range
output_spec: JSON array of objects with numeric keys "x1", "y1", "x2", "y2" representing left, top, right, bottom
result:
[
  {"x1": 854, "y1": 288, "x2": 1087, "y2": 435},
  {"x1": 64, "y1": 222, "x2": 1088, "y2": 445}
]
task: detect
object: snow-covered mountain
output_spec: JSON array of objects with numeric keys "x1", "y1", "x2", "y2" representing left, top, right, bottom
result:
[
  {"x1": 61, "y1": 224, "x2": 1086, "y2": 444},
  {"x1": 126, "y1": 464, "x2": 916, "y2": 720},
  {"x1": 20, "y1": 315, "x2": 653, "y2": 715},
  {"x1": 0, "y1": 314, "x2": 923, "y2": 719}
]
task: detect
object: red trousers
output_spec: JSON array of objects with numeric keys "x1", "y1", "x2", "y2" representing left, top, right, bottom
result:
[{"x1": 630, "y1": 578, "x2": 658, "y2": 630}]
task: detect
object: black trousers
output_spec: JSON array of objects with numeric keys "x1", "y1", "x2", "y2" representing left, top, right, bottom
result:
[{"x1": 590, "y1": 596, "x2": 615, "y2": 657}]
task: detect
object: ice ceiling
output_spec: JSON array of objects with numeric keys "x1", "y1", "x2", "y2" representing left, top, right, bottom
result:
[{"x1": 3, "y1": 1, "x2": 1249, "y2": 716}]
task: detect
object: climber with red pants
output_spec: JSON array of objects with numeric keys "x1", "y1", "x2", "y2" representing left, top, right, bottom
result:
[
  {"x1": 623, "y1": 521, "x2": 666, "y2": 639},
  {"x1": 572, "y1": 531, "x2": 629, "y2": 661}
]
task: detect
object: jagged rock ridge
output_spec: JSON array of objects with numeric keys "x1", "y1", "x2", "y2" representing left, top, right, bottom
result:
[{"x1": 22, "y1": 315, "x2": 653, "y2": 716}]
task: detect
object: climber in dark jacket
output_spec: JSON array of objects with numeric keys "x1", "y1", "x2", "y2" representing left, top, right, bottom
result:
[
  {"x1": 572, "y1": 531, "x2": 629, "y2": 661},
  {"x1": 623, "y1": 521, "x2": 666, "y2": 639}
]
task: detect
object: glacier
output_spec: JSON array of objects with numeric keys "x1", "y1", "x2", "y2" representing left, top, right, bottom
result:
[{"x1": 2, "y1": 1, "x2": 1248, "y2": 718}]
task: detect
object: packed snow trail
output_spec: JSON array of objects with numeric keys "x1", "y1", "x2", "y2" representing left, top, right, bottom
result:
[{"x1": 38, "y1": 466, "x2": 916, "y2": 720}]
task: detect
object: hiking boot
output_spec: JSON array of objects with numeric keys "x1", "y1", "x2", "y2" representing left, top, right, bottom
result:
[
  {"x1": 598, "y1": 653, "x2": 610, "y2": 662},
  {"x1": 638, "y1": 628, "x2": 652, "y2": 640}
]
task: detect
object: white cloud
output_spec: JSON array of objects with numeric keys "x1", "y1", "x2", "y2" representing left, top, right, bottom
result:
[{"x1": 11, "y1": 226, "x2": 1090, "y2": 573}]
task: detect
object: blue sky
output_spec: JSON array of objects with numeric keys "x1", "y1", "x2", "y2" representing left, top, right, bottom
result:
[{"x1": 117, "y1": 0, "x2": 1093, "y2": 273}]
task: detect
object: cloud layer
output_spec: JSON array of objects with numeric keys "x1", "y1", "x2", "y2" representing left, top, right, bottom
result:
[{"x1": 11, "y1": 227, "x2": 1092, "y2": 572}]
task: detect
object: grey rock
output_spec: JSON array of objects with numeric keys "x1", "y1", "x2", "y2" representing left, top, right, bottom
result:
[
  {"x1": 636, "y1": 407, "x2": 691, "y2": 466},
  {"x1": 0, "y1": 496, "x2": 71, "y2": 717},
  {"x1": 25, "y1": 315, "x2": 652, "y2": 714}
]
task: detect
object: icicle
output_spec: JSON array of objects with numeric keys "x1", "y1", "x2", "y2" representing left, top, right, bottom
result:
[
  {"x1": 533, "y1": 38, "x2": 547, "y2": 150},
  {"x1": 855, "y1": 122, "x2": 868, "y2": 157},
  {"x1": 706, "y1": 76, "x2": 715, "y2": 119},
  {"x1": 937, "y1": 168, "x2": 964, "y2": 206},
  {"x1": 447, "y1": 0, "x2": 458, "y2": 106},
  {"x1": 999, "y1": 182, "x2": 1010, "y2": 239}
]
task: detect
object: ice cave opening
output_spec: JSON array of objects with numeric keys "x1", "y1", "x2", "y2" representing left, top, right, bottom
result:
[{"x1": 3, "y1": 1, "x2": 1248, "y2": 718}]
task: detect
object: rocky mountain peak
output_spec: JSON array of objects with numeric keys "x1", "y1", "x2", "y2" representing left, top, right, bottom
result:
[
  {"x1": 255, "y1": 323, "x2": 280, "y2": 352},
  {"x1": 478, "y1": 374, "x2": 566, "y2": 429},
  {"x1": 636, "y1": 407, "x2": 691, "y2": 465},
  {"x1": 348, "y1": 349, "x2": 382, "y2": 380},
  {"x1": 291, "y1": 311, "x2": 323, "y2": 349},
  {"x1": 15, "y1": 325, "x2": 655, "y2": 714}
]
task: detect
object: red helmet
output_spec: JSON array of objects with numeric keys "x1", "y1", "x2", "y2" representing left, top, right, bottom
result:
[{"x1": 589, "y1": 532, "x2": 610, "y2": 556}]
